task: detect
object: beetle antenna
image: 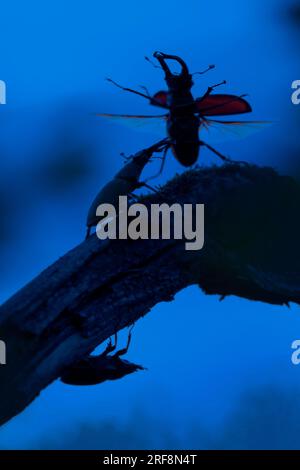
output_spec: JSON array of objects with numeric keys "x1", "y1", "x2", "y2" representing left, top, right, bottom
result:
[
  {"x1": 211, "y1": 79, "x2": 227, "y2": 89},
  {"x1": 106, "y1": 77, "x2": 156, "y2": 102},
  {"x1": 192, "y1": 64, "x2": 215, "y2": 76},
  {"x1": 145, "y1": 56, "x2": 163, "y2": 70},
  {"x1": 139, "y1": 85, "x2": 151, "y2": 97}
]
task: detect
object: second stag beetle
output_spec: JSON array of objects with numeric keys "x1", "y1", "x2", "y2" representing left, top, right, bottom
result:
[
  {"x1": 99, "y1": 52, "x2": 269, "y2": 176},
  {"x1": 61, "y1": 326, "x2": 145, "y2": 386},
  {"x1": 85, "y1": 138, "x2": 168, "y2": 238}
]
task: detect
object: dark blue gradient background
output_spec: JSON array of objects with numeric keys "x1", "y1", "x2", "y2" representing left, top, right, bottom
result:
[{"x1": 1, "y1": 0, "x2": 300, "y2": 449}]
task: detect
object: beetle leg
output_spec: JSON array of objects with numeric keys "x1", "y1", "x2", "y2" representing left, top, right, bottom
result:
[
  {"x1": 142, "y1": 182, "x2": 159, "y2": 193},
  {"x1": 128, "y1": 192, "x2": 140, "y2": 202},
  {"x1": 135, "y1": 180, "x2": 159, "y2": 193},
  {"x1": 145, "y1": 144, "x2": 169, "y2": 182},
  {"x1": 120, "y1": 152, "x2": 132, "y2": 163},
  {"x1": 199, "y1": 140, "x2": 232, "y2": 163},
  {"x1": 115, "y1": 325, "x2": 134, "y2": 357},
  {"x1": 200, "y1": 140, "x2": 249, "y2": 165},
  {"x1": 102, "y1": 333, "x2": 118, "y2": 356},
  {"x1": 106, "y1": 78, "x2": 167, "y2": 108}
]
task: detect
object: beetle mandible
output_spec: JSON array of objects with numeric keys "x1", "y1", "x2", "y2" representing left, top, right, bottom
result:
[{"x1": 98, "y1": 52, "x2": 269, "y2": 178}]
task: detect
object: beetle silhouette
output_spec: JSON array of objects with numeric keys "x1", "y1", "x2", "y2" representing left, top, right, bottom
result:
[
  {"x1": 98, "y1": 52, "x2": 270, "y2": 177},
  {"x1": 85, "y1": 138, "x2": 168, "y2": 238},
  {"x1": 61, "y1": 327, "x2": 145, "y2": 386}
]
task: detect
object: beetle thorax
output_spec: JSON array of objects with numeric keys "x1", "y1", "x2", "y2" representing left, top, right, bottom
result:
[{"x1": 165, "y1": 74, "x2": 193, "y2": 93}]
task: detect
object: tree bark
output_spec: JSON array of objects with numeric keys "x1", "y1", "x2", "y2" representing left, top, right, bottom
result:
[{"x1": 1, "y1": 163, "x2": 300, "y2": 426}]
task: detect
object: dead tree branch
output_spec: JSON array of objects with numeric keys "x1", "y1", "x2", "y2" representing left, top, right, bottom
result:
[{"x1": 1, "y1": 163, "x2": 300, "y2": 426}]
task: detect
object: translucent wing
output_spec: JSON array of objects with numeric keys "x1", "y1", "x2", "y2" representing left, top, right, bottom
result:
[
  {"x1": 199, "y1": 119, "x2": 272, "y2": 143},
  {"x1": 96, "y1": 113, "x2": 167, "y2": 135}
]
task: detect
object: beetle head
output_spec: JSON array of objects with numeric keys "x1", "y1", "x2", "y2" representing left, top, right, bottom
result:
[
  {"x1": 111, "y1": 357, "x2": 145, "y2": 379},
  {"x1": 153, "y1": 51, "x2": 193, "y2": 91},
  {"x1": 61, "y1": 355, "x2": 145, "y2": 386}
]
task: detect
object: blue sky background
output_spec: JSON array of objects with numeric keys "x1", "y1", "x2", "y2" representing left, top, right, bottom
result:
[{"x1": 1, "y1": 0, "x2": 300, "y2": 449}]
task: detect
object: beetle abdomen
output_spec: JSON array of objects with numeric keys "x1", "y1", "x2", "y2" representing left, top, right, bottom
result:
[
  {"x1": 168, "y1": 115, "x2": 200, "y2": 167},
  {"x1": 171, "y1": 142, "x2": 199, "y2": 167}
]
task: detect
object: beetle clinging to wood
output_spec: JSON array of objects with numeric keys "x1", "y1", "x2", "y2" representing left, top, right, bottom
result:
[
  {"x1": 85, "y1": 138, "x2": 168, "y2": 238},
  {"x1": 61, "y1": 326, "x2": 145, "y2": 386},
  {"x1": 97, "y1": 51, "x2": 270, "y2": 177}
]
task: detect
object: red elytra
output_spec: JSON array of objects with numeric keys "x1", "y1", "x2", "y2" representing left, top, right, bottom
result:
[
  {"x1": 151, "y1": 91, "x2": 252, "y2": 116},
  {"x1": 151, "y1": 90, "x2": 168, "y2": 108},
  {"x1": 195, "y1": 94, "x2": 252, "y2": 116},
  {"x1": 97, "y1": 52, "x2": 270, "y2": 170}
]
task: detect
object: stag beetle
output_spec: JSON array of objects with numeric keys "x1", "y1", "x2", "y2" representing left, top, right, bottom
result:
[
  {"x1": 61, "y1": 326, "x2": 145, "y2": 386},
  {"x1": 85, "y1": 138, "x2": 168, "y2": 238},
  {"x1": 98, "y1": 52, "x2": 269, "y2": 177}
]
